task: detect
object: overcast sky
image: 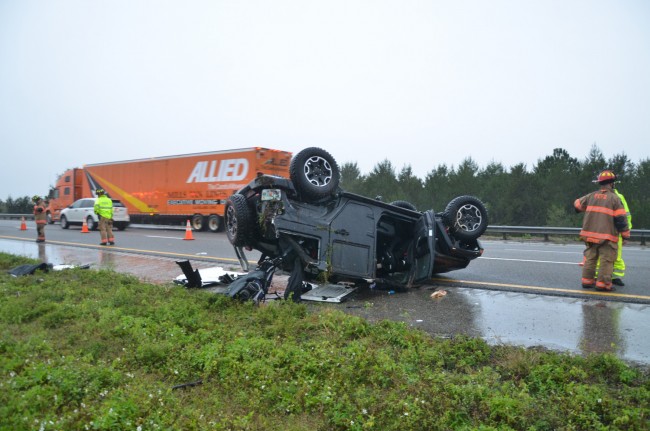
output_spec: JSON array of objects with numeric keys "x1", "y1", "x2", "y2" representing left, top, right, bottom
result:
[{"x1": 1, "y1": 0, "x2": 649, "y2": 199}]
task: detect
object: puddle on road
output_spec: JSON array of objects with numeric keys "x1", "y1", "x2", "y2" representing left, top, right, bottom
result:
[
  {"x1": 2, "y1": 239, "x2": 649, "y2": 366},
  {"x1": 331, "y1": 283, "x2": 650, "y2": 366}
]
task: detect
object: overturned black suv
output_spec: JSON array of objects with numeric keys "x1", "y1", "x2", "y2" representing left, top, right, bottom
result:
[{"x1": 224, "y1": 147, "x2": 487, "y2": 301}]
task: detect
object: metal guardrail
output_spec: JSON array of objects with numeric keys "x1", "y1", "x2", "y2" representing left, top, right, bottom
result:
[
  {"x1": 486, "y1": 226, "x2": 649, "y2": 246},
  {"x1": 0, "y1": 213, "x2": 34, "y2": 220},
  {"x1": 1, "y1": 214, "x2": 647, "y2": 245}
]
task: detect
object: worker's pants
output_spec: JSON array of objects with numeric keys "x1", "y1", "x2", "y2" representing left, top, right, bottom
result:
[
  {"x1": 582, "y1": 241, "x2": 617, "y2": 287},
  {"x1": 36, "y1": 222, "x2": 45, "y2": 241},
  {"x1": 99, "y1": 217, "x2": 114, "y2": 244},
  {"x1": 596, "y1": 235, "x2": 626, "y2": 279}
]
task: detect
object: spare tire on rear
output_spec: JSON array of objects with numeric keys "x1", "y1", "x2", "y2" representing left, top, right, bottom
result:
[
  {"x1": 289, "y1": 147, "x2": 340, "y2": 202},
  {"x1": 442, "y1": 195, "x2": 488, "y2": 241}
]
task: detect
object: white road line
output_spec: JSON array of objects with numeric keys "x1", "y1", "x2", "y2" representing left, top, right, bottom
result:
[
  {"x1": 147, "y1": 235, "x2": 183, "y2": 239},
  {"x1": 480, "y1": 256, "x2": 579, "y2": 265},
  {"x1": 503, "y1": 249, "x2": 580, "y2": 254}
]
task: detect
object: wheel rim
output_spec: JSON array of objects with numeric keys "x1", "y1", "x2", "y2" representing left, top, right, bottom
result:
[
  {"x1": 304, "y1": 156, "x2": 332, "y2": 187},
  {"x1": 226, "y1": 205, "x2": 238, "y2": 238},
  {"x1": 455, "y1": 204, "x2": 482, "y2": 232},
  {"x1": 87, "y1": 217, "x2": 95, "y2": 230},
  {"x1": 208, "y1": 216, "x2": 220, "y2": 232}
]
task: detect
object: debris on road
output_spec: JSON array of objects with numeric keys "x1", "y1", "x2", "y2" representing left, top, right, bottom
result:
[{"x1": 430, "y1": 290, "x2": 447, "y2": 299}]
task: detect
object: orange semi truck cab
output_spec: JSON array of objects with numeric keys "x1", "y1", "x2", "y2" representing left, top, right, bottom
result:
[{"x1": 47, "y1": 148, "x2": 292, "y2": 232}]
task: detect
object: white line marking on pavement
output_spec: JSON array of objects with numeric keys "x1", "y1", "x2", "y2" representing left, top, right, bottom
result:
[
  {"x1": 480, "y1": 257, "x2": 579, "y2": 265},
  {"x1": 504, "y1": 249, "x2": 580, "y2": 254},
  {"x1": 147, "y1": 235, "x2": 183, "y2": 239}
]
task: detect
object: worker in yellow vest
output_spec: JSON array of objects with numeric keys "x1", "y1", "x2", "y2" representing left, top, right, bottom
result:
[
  {"x1": 608, "y1": 188, "x2": 632, "y2": 286},
  {"x1": 94, "y1": 189, "x2": 115, "y2": 246}
]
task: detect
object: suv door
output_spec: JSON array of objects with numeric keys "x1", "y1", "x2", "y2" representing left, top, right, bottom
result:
[
  {"x1": 409, "y1": 210, "x2": 435, "y2": 284},
  {"x1": 329, "y1": 201, "x2": 375, "y2": 278},
  {"x1": 80, "y1": 199, "x2": 96, "y2": 222},
  {"x1": 67, "y1": 199, "x2": 85, "y2": 223}
]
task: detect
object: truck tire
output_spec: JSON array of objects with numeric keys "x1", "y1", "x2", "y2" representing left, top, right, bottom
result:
[
  {"x1": 46, "y1": 213, "x2": 54, "y2": 225},
  {"x1": 207, "y1": 215, "x2": 222, "y2": 232},
  {"x1": 289, "y1": 147, "x2": 340, "y2": 202},
  {"x1": 442, "y1": 196, "x2": 488, "y2": 241},
  {"x1": 191, "y1": 214, "x2": 204, "y2": 231},
  {"x1": 225, "y1": 194, "x2": 255, "y2": 247}
]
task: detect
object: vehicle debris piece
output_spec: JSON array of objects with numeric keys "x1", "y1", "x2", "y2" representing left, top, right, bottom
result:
[
  {"x1": 8, "y1": 262, "x2": 90, "y2": 277},
  {"x1": 301, "y1": 283, "x2": 358, "y2": 303},
  {"x1": 172, "y1": 379, "x2": 203, "y2": 390},
  {"x1": 174, "y1": 260, "x2": 244, "y2": 288},
  {"x1": 430, "y1": 290, "x2": 448, "y2": 299}
]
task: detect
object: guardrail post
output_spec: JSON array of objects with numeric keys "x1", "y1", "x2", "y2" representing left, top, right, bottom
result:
[{"x1": 544, "y1": 234, "x2": 549, "y2": 241}]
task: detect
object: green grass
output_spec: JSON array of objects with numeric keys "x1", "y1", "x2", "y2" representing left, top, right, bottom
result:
[{"x1": 1, "y1": 252, "x2": 648, "y2": 430}]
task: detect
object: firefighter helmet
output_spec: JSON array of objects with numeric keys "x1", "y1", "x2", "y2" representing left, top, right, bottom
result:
[
  {"x1": 96, "y1": 188, "x2": 106, "y2": 196},
  {"x1": 596, "y1": 170, "x2": 617, "y2": 185},
  {"x1": 32, "y1": 195, "x2": 41, "y2": 203}
]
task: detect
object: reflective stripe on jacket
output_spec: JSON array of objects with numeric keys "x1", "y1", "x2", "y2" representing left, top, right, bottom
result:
[
  {"x1": 33, "y1": 204, "x2": 47, "y2": 224},
  {"x1": 94, "y1": 195, "x2": 113, "y2": 219},
  {"x1": 615, "y1": 189, "x2": 632, "y2": 229},
  {"x1": 574, "y1": 188, "x2": 630, "y2": 243}
]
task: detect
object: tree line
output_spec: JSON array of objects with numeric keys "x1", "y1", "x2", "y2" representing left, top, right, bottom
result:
[
  {"x1": 340, "y1": 145, "x2": 649, "y2": 229},
  {"x1": 2, "y1": 145, "x2": 648, "y2": 228}
]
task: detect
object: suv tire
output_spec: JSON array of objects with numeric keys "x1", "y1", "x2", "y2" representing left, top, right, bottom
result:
[
  {"x1": 442, "y1": 195, "x2": 488, "y2": 241},
  {"x1": 289, "y1": 147, "x2": 340, "y2": 202},
  {"x1": 225, "y1": 194, "x2": 255, "y2": 247},
  {"x1": 390, "y1": 200, "x2": 417, "y2": 211}
]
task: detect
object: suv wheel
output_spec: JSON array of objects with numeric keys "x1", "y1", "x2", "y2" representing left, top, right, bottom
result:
[
  {"x1": 390, "y1": 200, "x2": 417, "y2": 211},
  {"x1": 60, "y1": 215, "x2": 69, "y2": 229},
  {"x1": 225, "y1": 194, "x2": 255, "y2": 247},
  {"x1": 442, "y1": 196, "x2": 488, "y2": 241},
  {"x1": 86, "y1": 216, "x2": 97, "y2": 231},
  {"x1": 289, "y1": 147, "x2": 340, "y2": 202}
]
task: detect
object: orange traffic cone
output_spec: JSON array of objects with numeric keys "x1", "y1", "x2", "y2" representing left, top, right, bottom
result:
[
  {"x1": 81, "y1": 219, "x2": 89, "y2": 233},
  {"x1": 183, "y1": 220, "x2": 194, "y2": 240},
  {"x1": 20, "y1": 216, "x2": 27, "y2": 231}
]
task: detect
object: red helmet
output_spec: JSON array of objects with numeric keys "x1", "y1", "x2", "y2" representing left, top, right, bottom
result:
[{"x1": 596, "y1": 170, "x2": 617, "y2": 185}]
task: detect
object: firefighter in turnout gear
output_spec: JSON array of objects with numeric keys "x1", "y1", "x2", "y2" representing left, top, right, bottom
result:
[
  {"x1": 574, "y1": 170, "x2": 630, "y2": 291},
  {"x1": 594, "y1": 188, "x2": 632, "y2": 286},
  {"x1": 32, "y1": 195, "x2": 47, "y2": 242},
  {"x1": 94, "y1": 189, "x2": 115, "y2": 245}
]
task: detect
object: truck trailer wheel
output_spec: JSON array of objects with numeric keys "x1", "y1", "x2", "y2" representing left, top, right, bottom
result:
[
  {"x1": 191, "y1": 214, "x2": 204, "y2": 231},
  {"x1": 207, "y1": 215, "x2": 222, "y2": 232}
]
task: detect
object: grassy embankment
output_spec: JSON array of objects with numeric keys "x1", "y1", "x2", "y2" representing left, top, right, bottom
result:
[{"x1": 1, "y1": 252, "x2": 648, "y2": 430}]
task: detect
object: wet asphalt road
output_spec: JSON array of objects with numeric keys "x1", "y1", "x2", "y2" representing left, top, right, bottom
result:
[{"x1": 1, "y1": 220, "x2": 649, "y2": 366}]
